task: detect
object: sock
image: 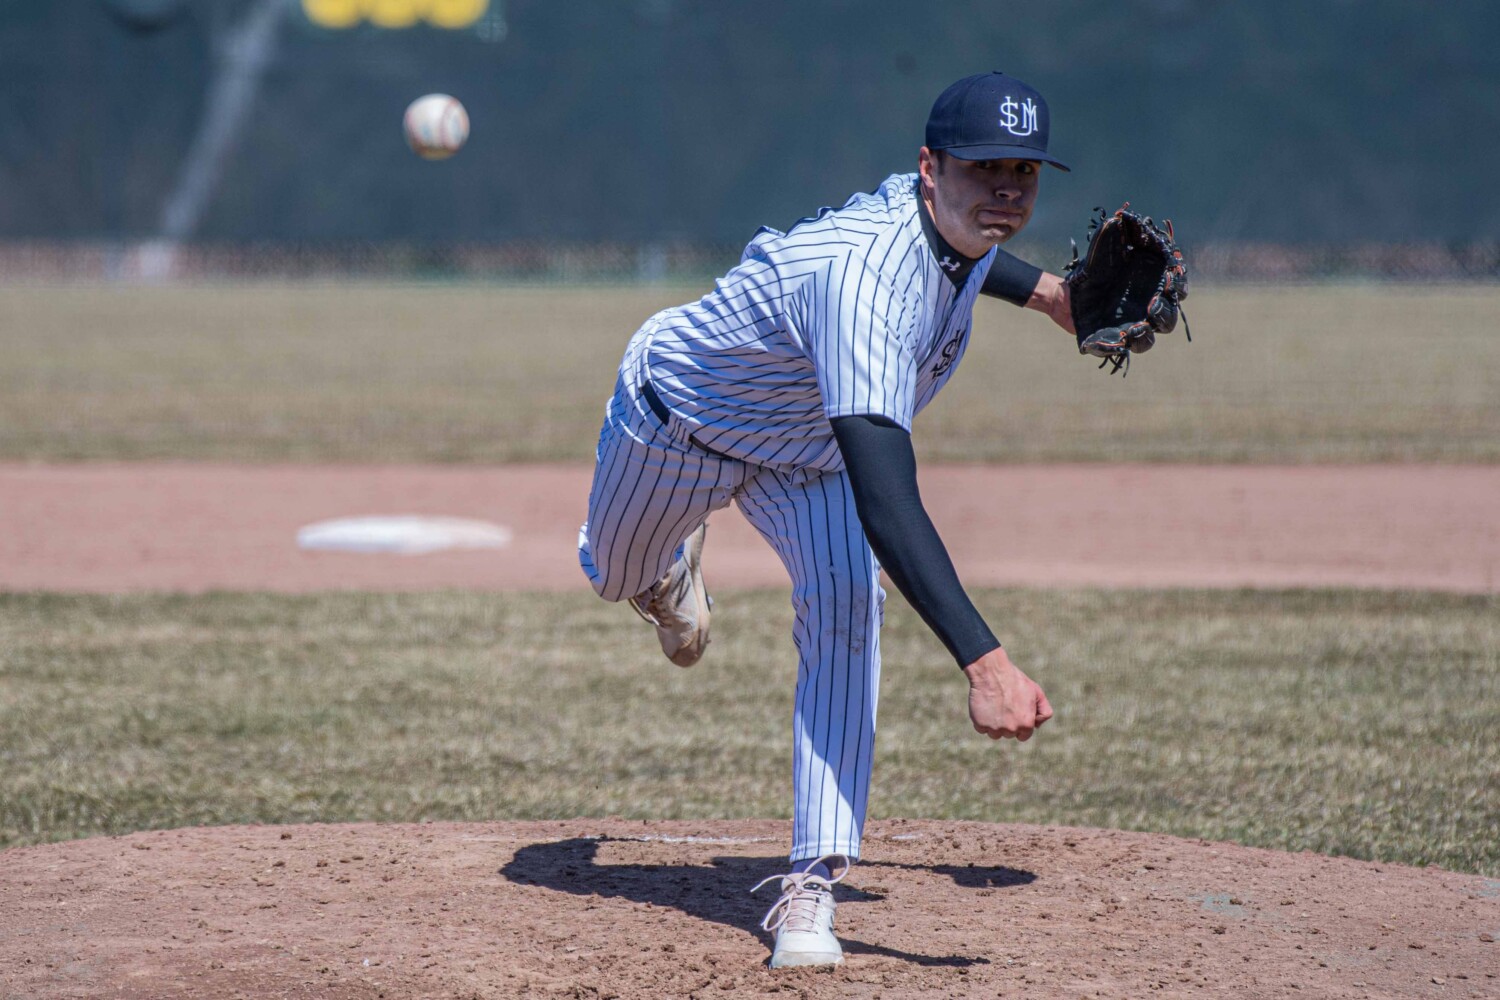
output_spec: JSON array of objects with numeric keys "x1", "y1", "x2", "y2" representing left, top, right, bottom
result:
[{"x1": 791, "y1": 858, "x2": 832, "y2": 880}]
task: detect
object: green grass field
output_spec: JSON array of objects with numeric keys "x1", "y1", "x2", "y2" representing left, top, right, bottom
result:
[
  {"x1": 2, "y1": 283, "x2": 1497, "y2": 463},
  {"x1": 4, "y1": 588, "x2": 1496, "y2": 875},
  {"x1": 3, "y1": 282, "x2": 1496, "y2": 878}
]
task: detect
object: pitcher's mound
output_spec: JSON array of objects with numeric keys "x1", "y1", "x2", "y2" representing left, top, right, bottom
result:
[{"x1": 3, "y1": 819, "x2": 1495, "y2": 999}]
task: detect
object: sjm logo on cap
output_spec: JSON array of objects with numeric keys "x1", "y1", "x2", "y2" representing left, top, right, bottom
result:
[
  {"x1": 924, "y1": 71, "x2": 1069, "y2": 171},
  {"x1": 999, "y1": 96, "x2": 1038, "y2": 137}
]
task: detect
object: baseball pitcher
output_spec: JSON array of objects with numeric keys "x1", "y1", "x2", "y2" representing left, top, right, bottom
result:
[{"x1": 577, "y1": 71, "x2": 1186, "y2": 968}]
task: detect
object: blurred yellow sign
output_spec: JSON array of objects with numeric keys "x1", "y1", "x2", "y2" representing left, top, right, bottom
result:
[{"x1": 303, "y1": 0, "x2": 489, "y2": 29}]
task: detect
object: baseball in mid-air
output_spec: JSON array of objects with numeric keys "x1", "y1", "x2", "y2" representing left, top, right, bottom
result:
[{"x1": 403, "y1": 94, "x2": 469, "y2": 160}]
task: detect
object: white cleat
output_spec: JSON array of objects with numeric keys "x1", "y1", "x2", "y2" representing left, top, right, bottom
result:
[
  {"x1": 627, "y1": 523, "x2": 712, "y2": 667},
  {"x1": 752, "y1": 854, "x2": 850, "y2": 969}
]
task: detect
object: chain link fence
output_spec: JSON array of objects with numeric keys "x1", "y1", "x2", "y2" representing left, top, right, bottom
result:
[{"x1": 3, "y1": 241, "x2": 1499, "y2": 285}]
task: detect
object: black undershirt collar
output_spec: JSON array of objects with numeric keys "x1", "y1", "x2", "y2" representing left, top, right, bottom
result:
[{"x1": 915, "y1": 181, "x2": 983, "y2": 288}]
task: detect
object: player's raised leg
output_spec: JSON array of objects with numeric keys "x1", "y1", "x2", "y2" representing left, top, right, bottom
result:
[
  {"x1": 628, "y1": 519, "x2": 712, "y2": 667},
  {"x1": 737, "y1": 466, "x2": 883, "y2": 966},
  {"x1": 578, "y1": 354, "x2": 743, "y2": 665}
]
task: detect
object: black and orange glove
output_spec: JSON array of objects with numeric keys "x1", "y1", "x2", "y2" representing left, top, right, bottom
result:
[{"x1": 1065, "y1": 205, "x2": 1190, "y2": 375}]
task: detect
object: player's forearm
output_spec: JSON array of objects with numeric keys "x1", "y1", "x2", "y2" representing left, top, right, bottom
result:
[
  {"x1": 979, "y1": 249, "x2": 1044, "y2": 306},
  {"x1": 866, "y1": 500, "x2": 1001, "y2": 667},
  {"x1": 831, "y1": 415, "x2": 1001, "y2": 667},
  {"x1": 980, "y1": 252, "x2": 1074, "y2": 335},
  {"x1": 1025, "y1": 272, "x2": 1075, "y2": 335}
]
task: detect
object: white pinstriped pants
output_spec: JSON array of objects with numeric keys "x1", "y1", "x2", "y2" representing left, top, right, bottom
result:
[{"x1": 578, "y1": 354, "x2": 885, "y2": 863}]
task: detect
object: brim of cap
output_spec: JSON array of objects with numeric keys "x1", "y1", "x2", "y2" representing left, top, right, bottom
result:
[{"x1": 941, "y1": 144, "x2": 1071, "y2": 172}]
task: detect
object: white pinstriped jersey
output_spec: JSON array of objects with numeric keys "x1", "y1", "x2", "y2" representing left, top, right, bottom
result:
[{"x1": 635, "y1": 172, "x2": 997, "y2": 477}]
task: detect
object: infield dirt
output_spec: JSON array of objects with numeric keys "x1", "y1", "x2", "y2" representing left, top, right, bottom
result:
[
  {"x1": 4, "y1": 819, "x2": 1496, "y2": 999},
  {"x1": 3, "y1": 462, "x2": 1497, "y2": 593}
]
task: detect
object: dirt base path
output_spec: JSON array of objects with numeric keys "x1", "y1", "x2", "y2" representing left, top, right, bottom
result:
[
  {"x1": 2, "y1": 462, "x2": 1496, "y2": 593},
  {"x1": 4, "y1": 819, "x2": 1496, "y2": 1000}
]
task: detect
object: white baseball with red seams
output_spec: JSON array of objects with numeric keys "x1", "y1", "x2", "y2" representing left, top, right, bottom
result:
[{"x1": 403, "y1": 94, "x2": 469, "y2": 160}]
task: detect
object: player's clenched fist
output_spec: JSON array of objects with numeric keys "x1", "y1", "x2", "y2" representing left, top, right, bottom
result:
[{"x1": 963, "y1": 647, "x2": 1053, "y2": 741}]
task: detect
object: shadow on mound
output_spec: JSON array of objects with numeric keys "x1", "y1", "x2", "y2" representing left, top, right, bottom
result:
[{"x1": 500, "y1": 837, "x2": 1036, "y2": 967}]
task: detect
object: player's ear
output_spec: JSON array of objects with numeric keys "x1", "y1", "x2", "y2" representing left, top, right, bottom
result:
[{"x1": 918, "y1": 147, "x2": 939, "y2": 195}]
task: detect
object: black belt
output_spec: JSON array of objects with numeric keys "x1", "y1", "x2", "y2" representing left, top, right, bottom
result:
[
  {"x1": 639, "y1": 381, "x2": 732, "y2": 460},
  {"x1": 640, "y1": 379, "x2": 675, "y2": 427}
]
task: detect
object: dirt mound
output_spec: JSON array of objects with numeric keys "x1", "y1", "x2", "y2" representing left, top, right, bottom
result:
[{"x1": 4, "y1": 820, "x2": 1495, "y2": 999}]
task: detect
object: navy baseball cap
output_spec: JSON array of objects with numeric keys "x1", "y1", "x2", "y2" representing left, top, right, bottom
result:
[{"x1": 925, "y1": 71, "x2": 1070, "y2": 171}]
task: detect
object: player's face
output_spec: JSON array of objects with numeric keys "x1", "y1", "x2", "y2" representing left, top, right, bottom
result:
[{"x1": 920, "y1": 149, "x2": 1040, "y2": 256}]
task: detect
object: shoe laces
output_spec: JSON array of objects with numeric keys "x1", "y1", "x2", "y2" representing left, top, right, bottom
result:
[
  {"x1": 629, "y1": 550, "x2": 702, "y2": 629},
  {"x1": 751, "y1": 855, "x2": 849, "y2": 934},
  {"x1": 627, "y1": 564, "x2": 680, "y2": 628},
  {"x1": 627, "y1": 576, "x2": 669, "y2": 627}
]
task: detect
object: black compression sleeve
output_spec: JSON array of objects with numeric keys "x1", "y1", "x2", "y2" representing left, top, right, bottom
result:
[
  {"x1": 980, "y1": 250, "x2": 1044, "y2": 307},
  {"x1": 831, "y1": 414, "x2": 1001, "y2": 667}
]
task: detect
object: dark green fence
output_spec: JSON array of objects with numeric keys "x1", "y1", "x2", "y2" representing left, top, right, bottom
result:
[{"x1": 2, "y1": 0, "x2": 1497, "y2": 247}]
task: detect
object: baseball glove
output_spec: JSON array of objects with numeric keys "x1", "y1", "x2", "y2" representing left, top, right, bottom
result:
[{"x1": 1065, "y1": 205, "x2": 1190, "y2": 375}]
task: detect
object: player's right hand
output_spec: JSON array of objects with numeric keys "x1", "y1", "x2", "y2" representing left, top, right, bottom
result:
[{"x1": 963, "y1": 648, "x2": 1053, "y2": 741}]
